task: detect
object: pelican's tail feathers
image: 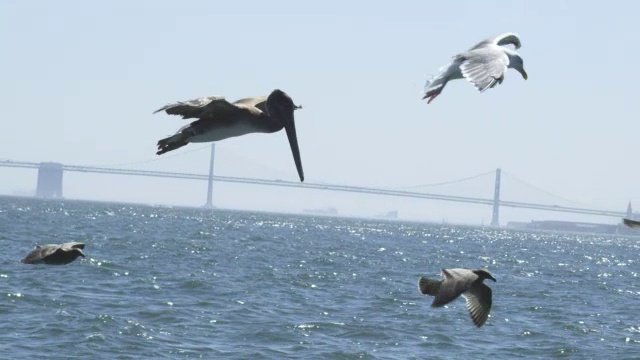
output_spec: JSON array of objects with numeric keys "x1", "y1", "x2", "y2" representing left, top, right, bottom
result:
[{"x1": 156, "y1": 133, "x2": 189, "y2": 155}]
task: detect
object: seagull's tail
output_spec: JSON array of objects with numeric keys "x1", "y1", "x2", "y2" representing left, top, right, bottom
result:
[
  {"x1": 422, "y1": 61, "x2": 460, "y2": 104},
  {"x1": 422, "y1": 74, "x2": 449, "y2": 104},
  {"x1": 156, "y1": 133, "x2": 189, "y2": 155},
  {"x1": 418, "y1": 276, "x2": 441, "y2": 296},
  {"x1": 423, "y1": 75, "x2": 446, "y2": 94}
]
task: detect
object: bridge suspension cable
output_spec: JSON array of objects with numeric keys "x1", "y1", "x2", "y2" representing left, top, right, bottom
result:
[
  {"x1": 501, "y1": 171, "x2": 589, "y2": 207},
  {"x1": 390, "y1": 170, "x2": 495, "y2": 190},
  {"x1": 219, "y1": 148, "x2": 298, "y2": 179},
  {"x1": 95, "y1": 144, "x2": 298, "y2": 179},
  {"x1": 96, "y1": 145, "x2": 211, "y2": 168}
]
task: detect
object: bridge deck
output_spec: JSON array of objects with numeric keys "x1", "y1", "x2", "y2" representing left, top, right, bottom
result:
[{"x1": 0, "y1": 160, "x2": 626, "y2": 218}]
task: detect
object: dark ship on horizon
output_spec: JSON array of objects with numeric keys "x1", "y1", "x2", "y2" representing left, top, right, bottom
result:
[{"x1": 506, "y1": 202, "x2": 640, "y2": 236}]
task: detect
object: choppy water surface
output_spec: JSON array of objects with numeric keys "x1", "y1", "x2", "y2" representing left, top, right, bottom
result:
[{"x1": 1, "y1": 196, "x2": 639, "y2": 359}]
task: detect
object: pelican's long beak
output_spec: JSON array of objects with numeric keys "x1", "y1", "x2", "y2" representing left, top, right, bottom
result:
[
  {"x1": 519, "y1": 67, "x2": 528, "y2": 80},
  {"x1": 284, "y1": 115, "x2": 304, "y2": 182}
]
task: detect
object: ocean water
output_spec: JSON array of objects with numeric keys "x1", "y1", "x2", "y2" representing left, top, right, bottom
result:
[{"x1": 0, "y1": 196, "x2": 639, "y2": 359}]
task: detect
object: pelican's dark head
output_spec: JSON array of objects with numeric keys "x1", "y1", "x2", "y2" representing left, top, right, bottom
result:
[
  {"x1": 266, "y1": 89, "x2": 304, "y2": 182},
  {"x1": 474, "y1": 269, "x2": 496, "y2": 282},
  {"x1": 266, "y1": 89, "x2": 299, "y2": 116}
]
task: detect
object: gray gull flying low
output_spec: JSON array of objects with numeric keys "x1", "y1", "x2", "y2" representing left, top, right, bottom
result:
[
  {"x1": 21, "y1": 242, "x2": 86, "y2": 265},
  {"x1": 419, "y1": 268, "x2": 496, "y2": 327}
]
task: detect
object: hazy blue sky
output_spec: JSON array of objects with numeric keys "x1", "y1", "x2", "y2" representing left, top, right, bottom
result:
[{"x1": 1, "y1": 0, "x2": 638, "y2": 224}]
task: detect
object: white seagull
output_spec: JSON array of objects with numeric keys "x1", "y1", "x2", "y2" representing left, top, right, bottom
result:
[
  {"x1": 422, "y1": 33, "x2": 528, "y2": 104},
  {"x1": 419, "y1": 268, "x2": 496, "y2": 327}
]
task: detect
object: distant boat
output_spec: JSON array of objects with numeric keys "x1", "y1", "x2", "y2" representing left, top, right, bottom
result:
[
  {"x1": 302, "y1": 207, "x2": 338, "y2": 216},
  {"x1": 507, "y1": 219, "x2": 640, "y2": 236},
  {"x1": 376, "y1": 210, "x2": 398, "y2": 219},
  {"x1": 12, "y1": 189, "x2": 35, "y2": 197}
]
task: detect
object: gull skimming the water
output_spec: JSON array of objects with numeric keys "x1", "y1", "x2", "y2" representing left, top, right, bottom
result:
[
  {"x1": 21, "y1": 242, "x2": 86, "y2": 265},
  {"x1": 419, "y1": 268, "x2": 496, "y2": 327},
  {"x1": 154, "y1": 89, "x2": 305, "y2": 182},
  {"x1": 623, "y1": 218, "x2": 640, "y2": 227},
  {"x1": 422, "y1": 33, "x2": 528, "y2": 104}
]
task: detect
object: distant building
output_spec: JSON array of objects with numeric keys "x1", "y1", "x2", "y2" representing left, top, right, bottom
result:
[
  {"x1": 505, "y1": 202, "x2": 640, "y2": 236},
  {"x1": 302, "y1": 207, "x2": 338, "y2": 216}
]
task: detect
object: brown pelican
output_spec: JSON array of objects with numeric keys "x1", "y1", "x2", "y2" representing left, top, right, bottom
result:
[
  {"x1": 21, "y1": 242, "x2": 86, "y2": 265},
  {"x1": 154, "y1": 89, "x2": 305, "y2": 182},
  {"x1": 419, "y1": 268, "x2": 496, "y2": 327},
  {"x1": 423, "y1": 33, "x2": 528, "y2": 104}
]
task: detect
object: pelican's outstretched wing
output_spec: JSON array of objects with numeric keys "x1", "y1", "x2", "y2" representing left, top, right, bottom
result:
[
  {"x1": 233, "y1": 96, "x2": 268, "y2": 113},
  {"x1": 153, "y1": 96, "x2": 239, "y2": 119}
]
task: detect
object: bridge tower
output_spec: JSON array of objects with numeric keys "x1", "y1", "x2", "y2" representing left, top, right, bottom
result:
[
  {"x1": 36, "y1": 162, "x2": 64, "y2": 198},
  {"x1": 204, "y1": 143, "x2": 216, "y2": 208},
  {"x1": 490, "y1": 168, "x2": 501, "y2": 227}
]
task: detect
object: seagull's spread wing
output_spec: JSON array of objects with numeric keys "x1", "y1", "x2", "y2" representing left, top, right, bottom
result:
[
  {"x1": 61, "y1": 242, "x2": 85, "y2": 250},
  {"x1": 463, "y1": 282, "x2": 492, "y2": 327},
  {"x1": 470, "y1": 33, "x2": 522, "y2": 50},
  {"x1": 21, "y1": 246, "x2": 58, "y2": 263},
  {"x1": 458, "y1": 48, "x2": 509, "y2": 92},
  {"x1": 431, "y1": 269, "x2": 473, "y2": 307}
]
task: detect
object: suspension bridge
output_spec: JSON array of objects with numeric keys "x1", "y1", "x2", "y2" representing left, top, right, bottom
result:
[{"x1": 0, "y1": 145, "x2": 630, "y2": 226}]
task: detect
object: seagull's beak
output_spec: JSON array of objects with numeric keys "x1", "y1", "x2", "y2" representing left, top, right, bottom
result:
[
  {"x1": 519, "y1": 67, "x2": 528, "y2": 80},
  {"x1": 283, "y1": 112, "x2": 304, "y2": 182}
]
